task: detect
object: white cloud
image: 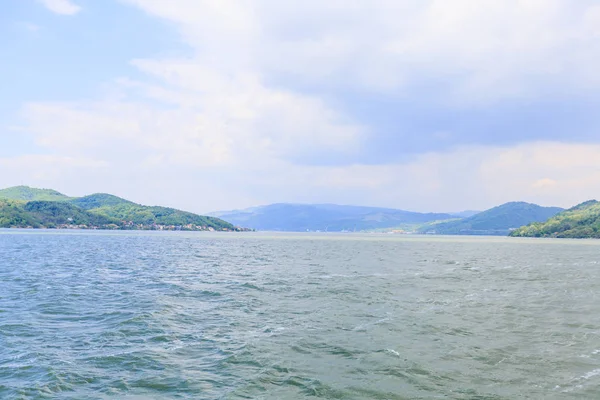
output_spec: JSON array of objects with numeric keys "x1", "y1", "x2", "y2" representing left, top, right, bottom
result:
[
  {"x1": 258, "y1": 141, "x2": 600, "y2": 212},
  {"x1": 21, "y1": 77, "x2": 364, "y2": 169},
  {"x1": 38, "y1": 0, "x2": 81, "y2": 16},
  {"x1": 3, "y1": 140, "x2": 600, "y2": 213},
  {"x1": 123, "y1": 0, "x2": 600, "y2": 102},
  {"x1": 8, "y1": 0, "x2": 600, "y2": 213},
  {"x1": 0, "y1": 155, "x2": 106, "y2": 192}
]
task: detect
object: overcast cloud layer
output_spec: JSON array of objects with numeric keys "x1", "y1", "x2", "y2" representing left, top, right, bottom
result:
[{"x1": 2, "y1": 0, "x2": 600, "y2": 213}]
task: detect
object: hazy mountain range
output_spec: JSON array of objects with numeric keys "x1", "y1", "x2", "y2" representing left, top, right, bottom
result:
[
  {"x1": 1, "y1": 186, "x2": 581, "y2": 236},
  {"x1": 209, "y1": 203, "x2": 456, "y2": 232},
  {"x1": 211, "y1": 202, "x2": 564, "y2": 234}
]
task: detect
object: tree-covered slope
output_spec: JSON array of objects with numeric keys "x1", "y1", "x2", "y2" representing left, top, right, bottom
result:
[
  {"x1": 0, "y1": 186, "x2": 71, "y2": 202},
  {"x1": 68, "y1": 193, "x2": 134, "y2": 209},
  {"x1": 0, "y1": 200, "x2": 118, "y2": 228},
  {"x1": 0, "y1": 200, "x2": 39, "y2": 228},
  {"x1": 23, "y1": 201, "x2": 120, "y2": 227},
  {"x1": 510, "y1": 200, "x2": 600, "y2": 238},
  {"x1": 420, "y1": 202, "x2": 564, "y2": 235},
  {"x1": 68, "y1": 193, "x2": 233, "y2": 228},
  {"x1": 0, "y1": 186, "x2": 241, "y2": 231},
  {"x1": 212, "y1": 203, "x2": 455, "y2": 231},
  {"x1": 89, "y1": 203, "x2": 233, "y2": 229}
]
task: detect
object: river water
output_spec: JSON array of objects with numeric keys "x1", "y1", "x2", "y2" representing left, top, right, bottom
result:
[{"x1": 2, "y1": 230, "x2": 600, "y2": 399}]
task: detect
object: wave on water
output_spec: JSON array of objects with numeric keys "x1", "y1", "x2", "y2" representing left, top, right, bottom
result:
[{"x1": 3, "y1": 232, "x2": 600, "y2": 398}]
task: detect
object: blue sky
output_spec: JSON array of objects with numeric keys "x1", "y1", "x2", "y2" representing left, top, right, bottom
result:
[{"x1": 3, "y1": 0, "x2": 600, "y2": 213}]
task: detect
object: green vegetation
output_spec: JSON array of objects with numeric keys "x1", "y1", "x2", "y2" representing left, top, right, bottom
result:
[
  {"x1": 0, "y1": 186, "x2": 71, "y2": 202},
  {"x1": 0, "y1": 186, "x2": 244, "y2": 231},
  {"x1": 69, "y1": 193, "x2": 134, "y2": 209},
  {"x1": 80, "y1": 203, "x2": 233, "y2": 228},
  {"x1": 0, "y1": 199, "x2": 39, "y2": 228},
  {"x1": 24, "y1": 201, "x2": 119, "y2": 228},
  {"x1": 0, "y1": 199, "x2": 116, "y2": 229},
  {"x1": 510, "y1": 200, "x2": 600, "y2": 238},
  {"x1": 419, "y1": 202, "x2": 564, "y2": 235}
]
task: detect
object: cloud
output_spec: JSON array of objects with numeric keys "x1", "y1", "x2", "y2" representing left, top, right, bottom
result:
[
  {"x1": 38, "y1": 0, "x2": 81, "y2": 15},
  {"x1": 8, "y1": 0, "x2": 600, "y2": 213},
  {"x1": 123, "y1": 0, "x2": 600, "y2": 103},
  {"x1": 3, "y1": 137, "x2": 600, "y2": 213},
  {"x1": 259, "y1": 141, "x2": 600, "y2": 212},
  {"x1": 0, "y1": 155, "x2": 106, "y2": 192},
  {"x1": 21, "y1": 76, "x2": 364, "y2": 169}
]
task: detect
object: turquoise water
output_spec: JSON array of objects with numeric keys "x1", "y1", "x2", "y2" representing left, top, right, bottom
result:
[{"x1": 2, "y1": 230, "x2": 600, "y2": 399}]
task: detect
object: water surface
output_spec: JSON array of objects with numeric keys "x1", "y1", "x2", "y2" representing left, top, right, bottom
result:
[{"x1": 2, "y1": 230, "x2": 600, "y2": 399}]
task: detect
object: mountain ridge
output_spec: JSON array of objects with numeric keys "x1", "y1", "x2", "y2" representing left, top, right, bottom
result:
[
  {"x1": 213, "y1": 203, "x2": 457, "y2": 232},
  {"x1": 0, "y1": 186, "x2": 243, "y2": 231},
  {"x1": 1, "y1": 187, "x2": 570, "y2": 235},
  {"x1": 419, "y1": 201, "x2": 564, "y2": 235},
  {"x1": 510, "y1": 200, "x2": 600, "y2": 238},
  {"x1": 0, "y1": 186, "x2": 72, "y2": 202}
]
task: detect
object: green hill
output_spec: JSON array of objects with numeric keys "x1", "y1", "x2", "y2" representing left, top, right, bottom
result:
[
  {"x1": 0, "y1": 186, "x2": 71, "y2": 202},
  {"x1": 510, "y1": 200, "x2": 600, "y2": 238},
  {"x1": 0, "y1": 186, "x2": 242, "y2": 231},
  {"x1": 69, "y1": 193, "x2": 134, "y2": 209},
  {"x1": 419, "y1": 202, "x2": 564, "y2": 235},
  {"x1": 67, "y1": 193, "x2": 229, "y2": 228}
]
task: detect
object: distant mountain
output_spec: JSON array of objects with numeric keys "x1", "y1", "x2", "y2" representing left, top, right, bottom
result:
[
  {"x1": 211, "y1": 203, "x2": 455, "y2": 232},
  {"x1": 420, "y1": 202, "x2": 564, "y2": 235},
  {"x1": 0, "y1": 186, "x2": 242, "y2": 231},
  {"x1": 449, "y1": 210, "x2": 481, "y2": 218},
  {"x1": 0, "y1": 186, "x2": 71, "y2": 202},
  {"x1": 510, "y1": 200, "x2": 600, "y2": 238}
]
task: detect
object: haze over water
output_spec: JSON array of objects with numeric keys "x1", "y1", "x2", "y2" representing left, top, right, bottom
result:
[{"x1": 2, "y1": 231, "x2": 600, "y2": 399}]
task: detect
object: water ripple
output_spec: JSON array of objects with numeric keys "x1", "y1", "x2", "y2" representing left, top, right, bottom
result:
[{"x1": 2, "y1": 231, "x2": 600, "y2": 398}]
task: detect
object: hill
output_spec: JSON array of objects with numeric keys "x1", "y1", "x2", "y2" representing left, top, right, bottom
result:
[
  {"x1": 68, "y1": 193, "x2": 134, "y2": 209},
  {"x1": 0, "y1": 186, "x2": 242, "y2": 231},
  {"x1": 0, "y1": 186, "x2": 71, "y2": 202},
  {"x1": 510, "y1": 200, "x2": 600, "y2": 238},
  {"x1": 67, "y1": 193, "x2": 229, "y2": 227},
  {"x1": 420, "y1": 202, "x2": 564, "y2": 235},
  {"x1": 449, "y1": 210, "x2": 481, "y2": 218},
  {"x1": 211, "y1": 203, "x2": 455, "y2": 232}
]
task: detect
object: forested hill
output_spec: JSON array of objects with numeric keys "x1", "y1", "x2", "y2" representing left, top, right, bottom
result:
[
  {"x1": 510, "y1": 200, "x2": 600, "y2": 238},
  {"x1": 419, "y1": 202, "x2": 564, "y2": 235},
  {"x1": 0, "y1": 186, "x2": 243, "y2": 231}
]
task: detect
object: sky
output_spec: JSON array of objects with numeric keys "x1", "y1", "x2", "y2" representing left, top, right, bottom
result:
[{"x1": 2, "y1": 0, "x2": 600, "y2": 214}]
